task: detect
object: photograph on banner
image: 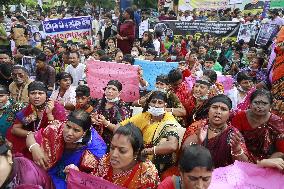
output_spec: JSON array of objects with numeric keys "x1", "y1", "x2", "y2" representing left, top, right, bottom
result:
[
  {"x1": 86, "y1": 60, "x2": 139, "y2": 102},
  {"x1": 151, "y1": 21, "x2": 240, "y2": 38},
  {"x1": 22, "y1": 56, "x2": 36, "y2": 78},
  {"x1": 42, "y1": 16, "x2": 92, "y2": 43},
  {"x1": 255, "y1": 24, "x2": 279, "y2": 46},
  {"x1": 237, "y1": 24, "x2": 259, "y2": 42},
  {"x1": 134, "y1": 59, "x2": 178, "y2": 91},
  {"x1": 139, "y1": 19, "x2": 149, "y2": 39}
]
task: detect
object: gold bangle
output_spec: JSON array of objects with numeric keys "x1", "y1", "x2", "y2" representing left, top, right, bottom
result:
[{"x1": 28, "y1": 143, "x2": 39, "y2": 152}]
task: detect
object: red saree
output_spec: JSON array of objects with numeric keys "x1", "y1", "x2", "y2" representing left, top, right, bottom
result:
[
  {"x1": 183, "y1": 120, "x2": 249, "y2": 168},
  {"x1": 92, "y1": 154, "x2": 160, "y2": 189},
  {"x1": 6, "y1": 102, "x2": 66, "y2": 159},
  {"x1": 232, "y1": 111, "x2": 284, "y2": 162}
]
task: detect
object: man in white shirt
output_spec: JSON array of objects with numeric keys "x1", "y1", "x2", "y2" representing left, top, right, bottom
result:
[
  {"x1": 180, "y1": 11, "x2": 193, "y2": 21},
  {"x1": 65, "y1": 51, "x2": 86, "y2": 87}
]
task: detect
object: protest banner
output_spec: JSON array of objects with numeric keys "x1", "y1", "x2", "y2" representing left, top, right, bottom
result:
[
  {"x1": 178, "y1": 0, "x2": 230, "y2": 11},
  {"x1": 237, "y1": 23, "x2": 259, "y2": 42},
  {"x1": 86, "y1": 60, "x2": 139, "y2": 102},
  {"x1": 42, "y1": 16, "x2": 92, "y2": 42},
  {"x1": 134, "y1": 59, "x2": 178, "y2": 91},
  {"x1": 242, "y1": 0, "x2": 265, "y2": 14},
  {"x1": 151, "y1": 21, "x2": 240, "y2": 38},
  {"x1": 67, "y1": 169, "x2": 126, "y2": 189},
  {"x1": 209, "y1": 161, "x2": 284, "y2": 189},
  {"x1": 255, "y1": 23, "x2": 279, "y2": 46},
  {"x1": 139, "y1": 19, "x2": 149, "y2": 38},
  {"x1": 229, "y1": 0, "x2": 243, "y2": 5}
]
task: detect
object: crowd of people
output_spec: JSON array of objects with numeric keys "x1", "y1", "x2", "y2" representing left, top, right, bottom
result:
[{"x1": 0, "y1": 2, "x2": 284, "y2": 189}]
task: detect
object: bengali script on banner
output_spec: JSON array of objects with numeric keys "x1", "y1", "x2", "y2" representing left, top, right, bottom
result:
[
  {"x1": 42, "y1": 16, "x2": 92, "y2": 42},
  {"x1": 209, "y1": 161, "x2": 284, "y2": 189},
  {"x1": 86, "y1": 60, "x2": 139, "y2": 102},
  {"x1": 67, "y1": 169, "x2": 126, "y2": 189}
]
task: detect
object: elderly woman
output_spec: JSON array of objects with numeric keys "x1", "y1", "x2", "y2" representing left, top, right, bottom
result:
[
  {"x1": 91, "y1": 80, "x2": 131, "y2": 151},
  {"x1": 95, "y1": 91, "x2": 182, "y2": 173},
  {"x1": 26, "y1": 110, "x2": 107, "y2": 189},
  {"x1": 183, "y1": 94, "x2": 249, "y2": 168},
  {"x1": 232, "y1": 89, "x2": 284, "y2": 169},
  {"x1": 6, "y1": 81, "x2": 66, "y2": 158},
  {"x1": 0, "y1": 137, "x2": 54, "y2": 188},
  {"x1": 50, "y1": 72, "x2": 76, "y2": 111},
  {"x1": 158, "y1": 144, "x2": 213, "y2": 189}
]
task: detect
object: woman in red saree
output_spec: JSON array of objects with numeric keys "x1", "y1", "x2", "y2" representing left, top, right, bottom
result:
[
  {"x1": 183, "y1": 94, "x2": 249, "y2": 168},
  {"x1": 158, "y1": 145, "x2": 213, "y2": 189},
  {"x1": 232, "y1": 89, "x2": 284, "y2": 165},
  {"x1": 6, "y1": 81, "x2": 66, "y2": 158},
  {"x1": 69, "y1": 123, "x2": 160, "y2": 189}
]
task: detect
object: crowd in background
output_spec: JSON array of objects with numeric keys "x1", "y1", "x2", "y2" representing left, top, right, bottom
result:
[{"x1": 0, "y1": 2, "x2": 284, "y2": 189}]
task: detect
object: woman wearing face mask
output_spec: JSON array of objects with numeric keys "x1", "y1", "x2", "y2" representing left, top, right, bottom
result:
[
  {"x1": 69, "y1": 123, "x2": 160, "y2": 188},
  {"x1": 186, "y1": 79, "x2": 212, "y2": 125},
  {"x1": 6, "y1": 81, "x2": 66, "y2": 159},
  {"x1": 132, "y1": 75, "x2": 187, "y2": 126},
  {"x1": 232, "y1": 89, "x2": 284, "y2": 170},
  {"x1": 130, "y1": 45, "x2": 141, "y2": 58},
  {"x1": 158, "y1": 144, "x2": 213, "y2": 189},
  {"x1": 50, "y1": 72, "x2": 76, "y2": 111},
  {"x1": 91, "y1": 80, "x2": 131, "y2": 151},
  {"x1": 97, "y1": 91, "x2": 182, "y2": 174},
  {"x1": 26, "y1": 110, "x2": 107, "y2": 189},
  {"x1": 183, "y1": 94, "x2": 249, "y2": 168},
  {"x1": 0, "y1": 137, "x2": 54, "y2": 188}
]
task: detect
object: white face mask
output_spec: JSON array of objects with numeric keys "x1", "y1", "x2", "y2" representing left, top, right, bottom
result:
[
  {"x1": 148, "y1": 106, "x2": 165, "y2": 117},
  {"x1": 131, "y1": 51, "x2": 139, "y2": 57},
  {"x1": 193, "y1": 93, "x2": 209, "y2": 101},
  {"x1": 106, "y1": 97, "x2": 120, "y2": 103}
]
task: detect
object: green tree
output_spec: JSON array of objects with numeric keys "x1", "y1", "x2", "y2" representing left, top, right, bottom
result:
[{"x1": 133, "y1": 0, "x2": 157, "y2": 9}]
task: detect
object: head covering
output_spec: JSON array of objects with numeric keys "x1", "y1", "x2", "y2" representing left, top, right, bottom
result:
[
  {"x1": 207, "y1": 94, "x2": 232, "y2": 110},
  {"x1": 28, "y1": 81, "x2": 47, "y2": 93},
  {"x1": 12, "y1": 65, "x2": 29, "y2": 74},
  {"x1": 0, "y1": 85, "x2": 9, "y2": 95},
  {"x1": 107, "y1": 80, "x2": 122, "y2": 91}
]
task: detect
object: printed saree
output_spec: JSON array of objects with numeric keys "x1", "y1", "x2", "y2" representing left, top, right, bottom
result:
[
  {"x1": 6, "y1": 102, "x2": 66, "y2": 158},
  {"x1": 34, "y1": 121, "x2": 107, "y2": 189},
  {"x1": 232, "y1": 111, "x2": 284, "y2": 162},
  {"x1": 92, "y1": 154, "x2": 160, "y2": 189}
]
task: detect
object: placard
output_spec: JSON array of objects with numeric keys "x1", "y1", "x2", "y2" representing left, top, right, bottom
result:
[{"x1": 86, "y1": 60, "x2": 139, "y2": 102}]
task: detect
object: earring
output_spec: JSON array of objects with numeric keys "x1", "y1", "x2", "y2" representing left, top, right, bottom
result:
[{"x1": 134, "y1": 156, "x2": 137, "y2": 161}]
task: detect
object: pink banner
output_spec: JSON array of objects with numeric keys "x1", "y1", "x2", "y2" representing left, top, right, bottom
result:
[
  {"x1": 209, "y1": 161, "x2": 284, "y2": 189},
  {"x1": 86, "y1": 60, "x2": 140, "y2": 102},
  {"x1": 67, "y1": 169, "x2": 126, "y2": 189}
]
